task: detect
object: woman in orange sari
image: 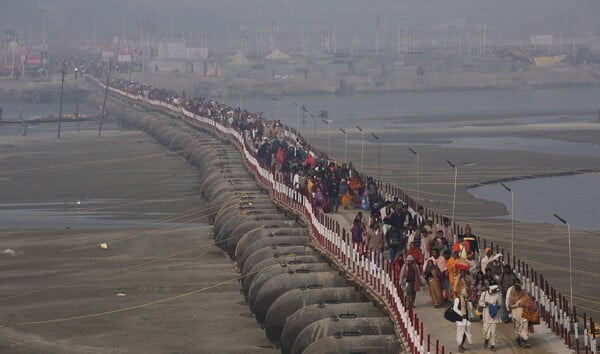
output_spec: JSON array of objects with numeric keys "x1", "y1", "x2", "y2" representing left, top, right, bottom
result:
[
  {"x1": 423, "y1": 258, "x2": 444, "y2": 307},
  {"x1": 348, "y1": 176, "x2": 362, "y2": 208}
]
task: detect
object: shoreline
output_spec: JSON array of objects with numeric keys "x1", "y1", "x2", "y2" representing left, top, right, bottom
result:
[{"x1": 465, "y1": 167, "x2": 600, "y2": 191}]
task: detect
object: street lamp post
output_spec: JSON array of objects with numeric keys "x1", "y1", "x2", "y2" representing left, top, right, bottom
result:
[
  {"x1": 339, "y1": 128, "x2": 348, "y2": 163},
  {"x1": 322, "y1": 118, "x2": 331, "y2": 157},
  {"x1": 98, "y1": 60, "x2": 113, "y2": 137},
  {"x1": 293, "y1": 101, "x2": 300, "y2": 131},
  {"x1": 500, "y1": 182, "x2": 514, "y2": 259},
  {"x1": 553, "y1": 213, "x2": 573, "y2": 313},
  {"x1": 301, "y1": 105, "x2": 315, "y2": 135},
  {"x1": 270, "y1": 97, "x2": 278, "y2": 119},
  {"x1": 355, "y1": 124, "x2": 364, "y2": 172},
  {"x1": 371, "y1": 132, "x2": 380, "y2": 180},
  {"x1": 409, "y1": 148, "x2": 420, "y2": 204},
  {"x1": 446, "y1": 160, "x2": 457, "y2": 231}
]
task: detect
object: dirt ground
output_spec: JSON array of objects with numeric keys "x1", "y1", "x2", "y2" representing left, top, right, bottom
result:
[{"x1": 0, "y1": 124, "x2": 276, "y2": 354}]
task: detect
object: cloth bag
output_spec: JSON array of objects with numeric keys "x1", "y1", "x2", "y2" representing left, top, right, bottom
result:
[
  {"x1": 444, "y1": 306, "x2": 462, "y2": 322},
  {"x1": 488, "y1": 304, "x2": 499, "y2": 318}
]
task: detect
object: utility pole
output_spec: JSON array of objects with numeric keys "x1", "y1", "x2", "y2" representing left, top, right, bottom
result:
[
  {"x1": 293, "y1": 101, "x2": 300, "y2": 131},
  {"x1": 447, "y1": 160, "x2": 458, "y2": 235},
  {"x1": 339, "y1": 128, "x2": 348, "y2": 163},
  {"x1": 371, "y1": 132, "x2": 380, "y2": 180},
  {"x1": 270, "y1": 19, "x2": 275, "y2": 53},
  {"x1": 382, "y1": 16, "x2": 386, "y2": 54},
  {"x1": 403, "y1": 26, "x2": 408, "y2": 53},
  {"x1": 397, "y1": 24, "x2": 401, "y2": 63},
  {"x1": 482, "y1": 19, "x2": 488, "y2": 55},
  {"x1": 376, "y1": 16, "x2": 380, "y2": 56},
  {"x1": 98, "y1": 61, "x2": 112, "y2": 137},
  {"x1": 41, "y1": 10, "x2": 47, "y2": 68},
  {"x1": 255, "y1": 29, "x2": 259, "y2": 57},
  {"x1": 560, "y1": 17, "x2": 564, "y2": 53},
  {"x1": 333, "y1": 28, "x2": 337, "y2": 54},
  {"x1": 74, "y1": 65, "x2": 80, "y2": 132},
  {"x1": 356, "y1": 124, "x2": 364, "y2": 172},
  {"x1": 57, "y1": 60, "x2": 66, "y2": 139},
  {"x1": 553, "y1": 214, "x2": 573, "y2": 312},
  {"x1": 301, "y1": 25, "x2": 306, "y2": 58},
  {"x1": 240, "y1": 24, "x2": 244, "y2": 53},
  {"x1": 409, "y1": 148, "x2": 420, "y2": 204},
  {"x1": 4, "y1": 30, "x2": 8, "y2": 69},
  {"x1": 322, "y1": 118, "x2": 331, "y2": 157}
]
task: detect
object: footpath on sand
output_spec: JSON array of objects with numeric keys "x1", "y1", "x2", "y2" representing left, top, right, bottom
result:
[{"x1": 330, "y1": 208, "x2": 572, "y2": 354}]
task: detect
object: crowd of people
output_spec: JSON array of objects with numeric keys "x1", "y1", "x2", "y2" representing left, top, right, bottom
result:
[
  {"x1": 104, "y1": 73, "x2": 387, "y2": 220},
  {"x1": 101, "y1": 70, "x2": 538, "y2": 354},
  {"x1": 347, "y1": 198, "x2": 539, "y2": 352}
]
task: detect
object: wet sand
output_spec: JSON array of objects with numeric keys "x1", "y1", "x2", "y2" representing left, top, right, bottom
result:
[{"x1": 0, "y1": 124, "x2": 276, "y2": 353}]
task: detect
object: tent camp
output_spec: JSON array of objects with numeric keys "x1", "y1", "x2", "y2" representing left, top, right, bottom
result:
[
  {"x1": 264, "y1": 49, "x2": 291, "y2": 61},
  {"x1": 228, "y1": 50, "x2": 253, "y2": 65}
]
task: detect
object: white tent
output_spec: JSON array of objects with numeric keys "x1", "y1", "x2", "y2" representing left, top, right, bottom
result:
[
  {"x1": 228, "y1": 50, "x2": 252, "y2": 65},
  {"x1": 264, "y1": 49, "x2": 291, "y2": 60}
]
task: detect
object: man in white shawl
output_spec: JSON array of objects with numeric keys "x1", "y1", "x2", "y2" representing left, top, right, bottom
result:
[
  {"x1": 478, "y1": 284, "x2": 502, "y2": 351},
  {"x1": 507, "y1": 278, "x2": 532, "y2": 348},
  {"x1": 453, "y1": 285, "x2": 472, "y2": 353}
]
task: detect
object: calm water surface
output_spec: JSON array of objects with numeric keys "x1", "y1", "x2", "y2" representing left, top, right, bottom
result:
[
  {"x1": 449, "y1": 136, "x2": 600, "y2": 157},
  {"x1": 238, "y1": 86, "x2": 600, "y2": 129},
  {"x1": 469, "y1": 173, "x2": 600, "y2": 231}
]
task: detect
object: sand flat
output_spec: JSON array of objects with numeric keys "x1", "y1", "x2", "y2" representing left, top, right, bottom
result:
[{"x1": 0, "y1": 125, "x2": 275, "y2": 353}]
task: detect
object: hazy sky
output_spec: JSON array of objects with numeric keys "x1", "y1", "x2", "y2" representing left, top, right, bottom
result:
[{"x1": 1, "y1": 0, "x2": 598, "y2": 46}]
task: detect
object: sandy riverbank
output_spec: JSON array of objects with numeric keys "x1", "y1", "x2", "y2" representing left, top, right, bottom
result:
[{"x1": 0, "y1": 124, "x2": 276, "y2": 353}]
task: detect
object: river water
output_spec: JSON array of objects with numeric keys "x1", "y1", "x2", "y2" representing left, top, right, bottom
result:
[
  {"x1": 468, "y1": 173, "x2": 600, "y2": 231},
  {"x1": 0, "y1": 101, "x2": 98, "y2": 136},
  {"x1": 5, "y1": 86, "x2": 600, "y2": 231},
  {"x1": 237, "y1": 86, "x2": 600, "y2": 231},
  {"x1": 246, "y1": 86, "x2": 600, "y2": 129}
]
